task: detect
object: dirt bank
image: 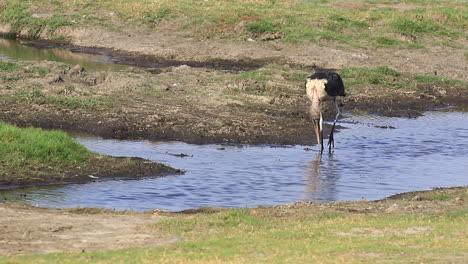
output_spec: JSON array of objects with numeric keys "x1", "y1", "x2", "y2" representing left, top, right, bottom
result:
[
  {"x1": 0, "y1": 186, "x2": 465, "y2": 256},
  {"x1": 0, "y1": 155, "x2": 181, "y2": 188},
  {"x1": 1, "y1": 58, "x2": 466, "y2": 146},
  {"x1": 44, "y1": 24, "x2": 468, "y2": 81}
]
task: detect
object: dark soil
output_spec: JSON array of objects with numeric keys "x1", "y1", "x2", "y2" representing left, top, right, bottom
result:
[
  {"x1": 23, "y1": 38, "x2": 274, "y2": 72},
  {"x1": 0, "y1": 57, "x2": 466, "y2": 146},
  {"x1": 0, "y1": 156, "x2": 182, "y2": 188}
]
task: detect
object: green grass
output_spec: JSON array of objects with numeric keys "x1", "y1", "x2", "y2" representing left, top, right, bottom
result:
[
  {"x1": 6, "y1": 90, "x2": 102, "y2": 110},
  {"x1": 48, "y1": 14, "x2": 75, "y2": 32},
  {"x1": 236, "y1": 68, "x2": 273, "y2": 82},
  {"x1": 340, "y1": 66, "x2": 467, "y2": 94},
  {"x1": 140, "y1": 7, "x2": 173, "y2": 26},
  {"x1": 0, "y1": 61, "x2": 21, "y2": 72},
  {"x1": 390, "y1": 16, "x2": 441, "y2": 36},
  {"x1": 341, "y1": 66, "x2": 406, "y2": 92},
  {"x1": 374, "y1": 36, "x2": 403, "y2": 47},
  {"x1": 247, "y1": 20, "x2": 280, "y2": 34},
  {"x1": 1, "y1": 207, "x2": 466, "y2": 263},
  {"x1": 226, "y1": 64, "x2": 467, "y2": 105},
  {"x1": 0, "y1": 0, "x2": 74, "y2": 37},
  {"x1": 0, "y1": 121, "x2": 92, "y2": 169},
  {"x1": 1, "y1": 0, "x2": 466, "y2": 48},
  {"x1": 0, "y1": 116, "x2": 175, "y2": 185},
  {"x1": 414, "y1": 75, "x2": 462, "y2": 87},
  {"x1": 427, "y1": 193, "x2": 452, "y2": 201}
]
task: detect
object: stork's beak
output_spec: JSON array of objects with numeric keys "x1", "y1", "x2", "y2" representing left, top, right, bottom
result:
[{"x1": 312, "y1": 118, "x2": 324, "y2": 152}]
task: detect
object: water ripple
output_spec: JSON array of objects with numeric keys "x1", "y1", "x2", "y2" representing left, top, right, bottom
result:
[{"x1": 2, "y1": 111, "x2": 467, "y2": 211}]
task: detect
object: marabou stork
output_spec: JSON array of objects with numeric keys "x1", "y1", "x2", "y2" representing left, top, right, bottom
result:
[{"x1": 305, "y1": 71, "x2": 345, "y2": 152}]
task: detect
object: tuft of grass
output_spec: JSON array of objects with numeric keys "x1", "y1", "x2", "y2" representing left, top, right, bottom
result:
[
  {"x1": 8, "y1": 90, "x2": 101, "y2": 110},
  {"x1": 247, "y1": 20, "x2": 280, "y2": 34},
  {"x1": 390, "y1": 16, "x2": 439, "y2": 36},
  {"x1": 340, "y1": 66, "x2": 404, "y2": 89},
  {"x1": 427, "y1": 193, "x2": 452, "y2": 201},
  {"x1": 0, "y1": 1, "x2": 46, "y2": 36},
  {"x1": 374, "y1": 36, "x2": 403, "y2": 47},
  {"x1": 236, "y1": 68, "x2": 272, "y2": 82},
  {"x1": 0, "y1": 122, "x2": 92, "y2": 169},
  {"x1": 0, "y1": 1, "x2": 73, "y2": 36},
  {"x1": 152, "y1": 209, "x2": 263, "y2": 234},
  {"x1": 0, "y1": 61, "x2": 21, "y2": 72},
  {"x1": 140, "y1": 7, "x2": 173, "y2": 26},
  {"x1": 24, "y1": 66, "x2": 52, "y2": 77},
  {"x1": 415, "y1": 75, "x2": 463, "y2": 86},
  {"x1": 48, "y1": 14, "x2": 74, "y2": 32},
  {"x1": 340, "y1": 66, "x2": 467, "y2": 96}
]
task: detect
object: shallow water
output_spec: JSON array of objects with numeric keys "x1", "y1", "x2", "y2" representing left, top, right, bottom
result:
[
  {"x1": 0, "y1": 38, "x2": 258, "y2": 71},
  {"x1": 0, "y1": 38, "x2": 130, "y2": 71},
  {"x1": 2, "y1": 111, "x2": 467, "y2": 211}
]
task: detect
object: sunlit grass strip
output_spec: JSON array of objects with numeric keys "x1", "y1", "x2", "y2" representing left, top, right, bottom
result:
[
  {"x1": 78, "y1": 0, "x2": 468, "y2": 45},
  {"x1": 6, "y1": 90, "x2": 102, "y2": 110},
  {"x1": 1, "y1": 0, "x2": 466, "y2": 46},
  {"x1": 340, "y1": 66, "x2": 468, "y2": 94},
  {"x1": 1, "y1": 208, "x2": 466, "y2": 263},
  {"x1": 0, "y1": 122, "x2": 92, "y2": 169},
  {"x1": 228, "y1": 64, "x2": 467, "y2": 98}
]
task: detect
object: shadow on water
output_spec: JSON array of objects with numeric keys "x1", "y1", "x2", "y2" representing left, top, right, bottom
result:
[{"x1": 2, "y1": 111, "x2": 467, "y2": 211}]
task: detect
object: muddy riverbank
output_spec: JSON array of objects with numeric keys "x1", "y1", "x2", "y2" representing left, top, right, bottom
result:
[
  {"x1": 1, "y1": 57, "x2": 466, "y2": 146},
  {"x1": 0, "y1": 155, "x2": 181, "y2": 188}
]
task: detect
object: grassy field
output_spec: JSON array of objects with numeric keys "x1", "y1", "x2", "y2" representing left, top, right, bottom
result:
[
  {"x1": 1, "y1": 187, "x2": 466, "y2": 263},
  {"x1": 1, "y1": 0, "x2": 466, "y2": 49}
]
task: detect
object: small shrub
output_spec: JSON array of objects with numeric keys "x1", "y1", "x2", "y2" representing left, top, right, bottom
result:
[
  {"x1": 427, "y1": 193, "x2": 452, "y2": 201},
  {"x1": 376, "y1": 66, "x2": 400, "y2": 77},
  {"x1": 48, "y1": 14, "x2": 74, "y2": 32},
  {"x1": 375, "y1": 36, "x2": 403, "y2": 46},
  {"x1": 141, "y1": 7, "x2": 172, "y2": 25},
  {"x1": 0, "y1": 62, "x2": 20, "y2": 72},
  {"x1": 0, "y1": 122, "x2": 92, "y2": 168},
  {"x1": 247, "y1": 21, "x2": 279, "y2": 34},
  {"x1": 390, "y1": 17, "x2": 439, "y2": 36}
]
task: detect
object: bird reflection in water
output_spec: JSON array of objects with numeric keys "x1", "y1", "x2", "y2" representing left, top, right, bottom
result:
[{"x1": 303, "y1": 152, "x2": 340, "y2": 202}]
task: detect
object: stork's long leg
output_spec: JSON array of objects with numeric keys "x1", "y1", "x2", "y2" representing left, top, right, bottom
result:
[
  {"x1": 319, "y1": 112, "x2": 324, "y2": 152},
  {"x1": 328, "y1": 98, "x2": 341, "y2": 151}
]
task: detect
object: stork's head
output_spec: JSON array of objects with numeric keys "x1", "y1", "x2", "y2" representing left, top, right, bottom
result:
[{"x1": 306, "y1": 78, "x2": 325, "y2": 151}]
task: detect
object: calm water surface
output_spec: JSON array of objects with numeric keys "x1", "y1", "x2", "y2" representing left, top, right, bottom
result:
[
  {"x1": 0, "y1": 38, "x2": 255, "y2": 71},
  {"x1": 2, "y1": 111, "x2": 467, "y2": 211},
  {"x1": 0, "y1": 38, "x2": 131, "y2": 71}
]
